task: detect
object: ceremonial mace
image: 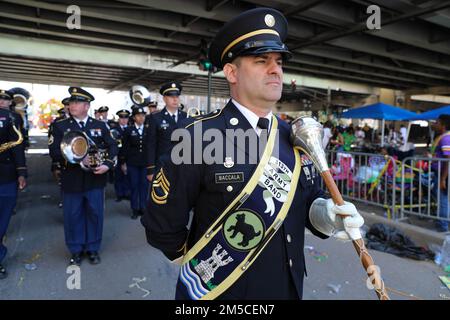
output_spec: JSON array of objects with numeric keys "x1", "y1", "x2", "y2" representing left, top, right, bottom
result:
[{"x1": 291, "y1": 116, "x2": 390, "y2": 301}]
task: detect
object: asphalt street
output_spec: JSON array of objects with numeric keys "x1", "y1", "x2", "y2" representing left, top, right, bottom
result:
[{"x1": 0, "y1": 136, "x2": 448, "y2": 300}]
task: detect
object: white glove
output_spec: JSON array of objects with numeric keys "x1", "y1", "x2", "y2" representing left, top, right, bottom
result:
[{"x1": 309, "y1": 198, "x2": 364, "y2": 241}]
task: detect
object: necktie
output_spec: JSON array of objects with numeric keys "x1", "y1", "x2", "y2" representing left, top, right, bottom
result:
[
  {"x1": 257, "y1": 117, "x2": 270, "y2": 160},
  {"x1": 172, "y1": 114, "x2": 177, "y2": 123},
  {"x1": 257, "y1": 118, "x2": 270, "y2": 130},
  {"x1": 79, "y1": 121, "x2": 85, "y2": 129}
]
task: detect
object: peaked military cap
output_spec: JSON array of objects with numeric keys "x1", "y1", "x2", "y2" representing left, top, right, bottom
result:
[
  {"x1": 98, "y1": 106, "x2": 109, "y2": 113},
  {"x1": 68, "y1": 87, "x2": 95, "y2": 102},
  {"x1": 209, "y1": 7, "x2": 291, "y2": 69},
  {"x1": 132, "y1": 107, "x2": 146, "y2": 116},
  {"x1": 61, "y1": 97, "x2": 71, "y2": 106},
  {"x1": 160, "y1": 82, "x2": 182, "y2": 96},
  {"x1": 0, "y1": 89, "x2": 12, "y2": 100},
  {"x1": 116, "y1": 109, "x2": 131, "y2": 117}
]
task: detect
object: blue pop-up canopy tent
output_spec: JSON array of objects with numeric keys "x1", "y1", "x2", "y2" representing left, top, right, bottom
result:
[
  {"x1": 340, "y1": 102, "x2": 417, "y2": 120},
  {"x1": 409, "y1": 105, "x2": 450, "y2": 120},
  {"x1": 340, "y1": 102, "x2": 417, "y2": 145}
]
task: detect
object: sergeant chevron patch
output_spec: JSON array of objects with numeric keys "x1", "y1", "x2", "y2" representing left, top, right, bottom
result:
[{"x1": 151, "y1": 168, "x2": 170, "y2": 204}]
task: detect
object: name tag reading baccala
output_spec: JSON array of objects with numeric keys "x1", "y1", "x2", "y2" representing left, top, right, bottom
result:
[{"x1": 215, "y1": 172, "x2": 244, "y2": 184}]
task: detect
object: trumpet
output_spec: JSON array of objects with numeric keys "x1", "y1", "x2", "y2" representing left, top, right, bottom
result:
[
  {"x1": 0, "y1": 124, "x2": 23, "y2": 153},
  {"x1": 60, "y1": 131, "x2": 111, "y2": 171}
]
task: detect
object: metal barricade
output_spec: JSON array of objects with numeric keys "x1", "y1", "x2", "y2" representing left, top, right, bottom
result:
[
  {"x1": 400, "y1": 156, "x2": 450, "y2": 225},
  {"x1": 323, "y1": 150, "x2": 398, "y2": 219}
]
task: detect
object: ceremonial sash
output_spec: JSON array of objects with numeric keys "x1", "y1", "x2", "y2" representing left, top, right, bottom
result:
[{"x1": 179, "y1": 117, "x2": 301, "y2": 300}]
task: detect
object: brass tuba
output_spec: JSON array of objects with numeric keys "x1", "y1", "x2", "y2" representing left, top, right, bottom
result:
[
  {"x1": 129, "y1": 85, "x2": 151, "y2": 107},
  {"x1": 0, "y1": 123, "x2": 23, "y2": 153},
  {"x1": 60, "y1": 131, "x2": 109, "y2": 171}
]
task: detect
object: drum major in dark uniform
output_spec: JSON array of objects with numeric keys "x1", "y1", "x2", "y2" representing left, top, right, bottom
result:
[{"x1": 141, "y1": 8, "x2": 364, "y2": 300}]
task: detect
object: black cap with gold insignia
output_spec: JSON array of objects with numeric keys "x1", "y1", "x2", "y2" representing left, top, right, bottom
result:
[
  {"x1": 98, "y1": 106, "x2": 109, "y2": 113},
  {"x1": 116, "y1": 109, "x2": 131, "y2": 118},
  {"x1": 57, "y1": 108, "x2": 66, "y2": 116},
  {"x1": 209, "y1": 7, "x2": 291, "y2": 69},
  {"x1": 0, "y1": 89, "x2": 12, "y2": 100},
  {"x1": 62, "y1": 97, "x2": 71, "y2": 106},
  {"x1": 68, "y1": 87, "x2": 95, "y2": 102},
  {"x1": 132, "y1": 107, "x2": 146, "y2": 116},
  {"x1": 159, "y1": 82, "x2": 182, "y2": 96}
]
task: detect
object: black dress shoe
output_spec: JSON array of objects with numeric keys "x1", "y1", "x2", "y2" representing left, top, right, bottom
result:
[
  {"x1": 131, "y1": 209, "x2": 139, "y2": 219},
  {"x1": 138, "y1": 209, "x2": 146, "y2": 216},
  {"x1": 87, "y1": 252, "x2": 101, "y2": 265},
  {"x1": 69, "y1": 253, "x2": 82, "y2": 266},
  {"x1": 0, "y1": 264, "x2": 8, "y2": 280},
  {"x1": 115, "y1": 197, "x2": 122, "y2": 202}
]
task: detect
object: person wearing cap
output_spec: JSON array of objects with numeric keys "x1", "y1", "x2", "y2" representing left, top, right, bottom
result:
[
  {"x1": 49, "y1": 87, "x2": 118, "y2": 266},
  {"x1": 120, "y1": 107, "x2": 149, "y2": 219},
  {"x1": 113, "y1": 109, "x2": 131, "y2": 202},
  {"x1": 142, "y1": 8, "x2": 364, "y2": 300},
  {"x1": 145, "y1": 82, "x2": 187, "y2": 182},
  {"x1": 0, "y1": 89, "x2": 27, "y2": 279},
  {"x1": 98, "y1": 106, "x2": 116, "y2": 130},
  {"x1": 0, "y1": 89, "x2": 26, "y2": 145},
  {"x1": 48, "y1": 97, "x2": 71, "y2": 209},
  {"x1": 94, "y1": 109, "x2": 101, "y2": 120}
]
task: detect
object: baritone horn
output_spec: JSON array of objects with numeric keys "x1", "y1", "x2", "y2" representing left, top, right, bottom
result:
[{"x1": 60, "y1": 131, "x2": 109, "y2": 171}]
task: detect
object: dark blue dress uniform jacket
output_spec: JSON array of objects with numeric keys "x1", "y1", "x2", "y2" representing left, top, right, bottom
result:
[
  {"x1": 120, "y1": 125, "x2": 148, "y2": 167},
  {"x1": 141, "y1": 101, "x2": 328, "y2": 300},
  {"x1": 0, "y1": 108, "x2": 27, "y2": 183},
  {"x1": 48, "y1": 117, "x2": 118, "y2": 193},
  {"x1": 145, "y1": 107, "x2": 187, "y2": 175}
]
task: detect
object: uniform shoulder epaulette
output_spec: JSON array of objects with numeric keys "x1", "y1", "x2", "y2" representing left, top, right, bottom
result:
[
  {"x1": 55, "y1": 117, "x2": 68, "y2": 123},
  {"x1": 185, "y1": 108, "x2": 222, "y2": 129}
]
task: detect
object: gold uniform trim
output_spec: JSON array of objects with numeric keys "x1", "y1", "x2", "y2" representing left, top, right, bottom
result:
[
  {"x1": 71, "y1": 92, "x2": 92, "y2": 100},
  {"x1": 180, "y1": 116, "x2": 301, "y2": 300},
  {"x1": 185, "y1": 107, "x2": 224, "y2": 129},
  {"x1": 162, "y1": 88, "x2": 180, "y2": 95},
  {"x1": 203, "y1": 148, "x2": 300, "y2": 300},
  {"x1": 220, "y1": 29, "x2": 280, "y2": 61}
]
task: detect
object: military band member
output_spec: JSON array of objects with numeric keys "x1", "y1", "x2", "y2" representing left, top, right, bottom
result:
[
  {"x1": 142, "y1": 8, "x2": 364, "y2": 300},
  {"x1": 98, "y1": 106, "x2": 115, "y2": 129},
  {"x1": 94, "y1": 109, "x2": 101, "y2": 120},
  {"x1": 0, "y1": 89, "x2": 25, "y2": 145},
  {"x1": 49, "y1": 87, "x2": 118, "y2": 266},
  {"x1": 145, "y1": 82, "x2": 187, "y2": 181},
  {"x1": 120, "y1": 107, "x2": 149, "y2": 219},
  {"x1": 0, "y1": 89, "x2": 27, "y2": 279},
  {"x1": 49, "y1": 97, "x2": 71, "y2": 208},
  {"x1": 114, "y1": 109, "x2": 131, "y2": 202}
]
